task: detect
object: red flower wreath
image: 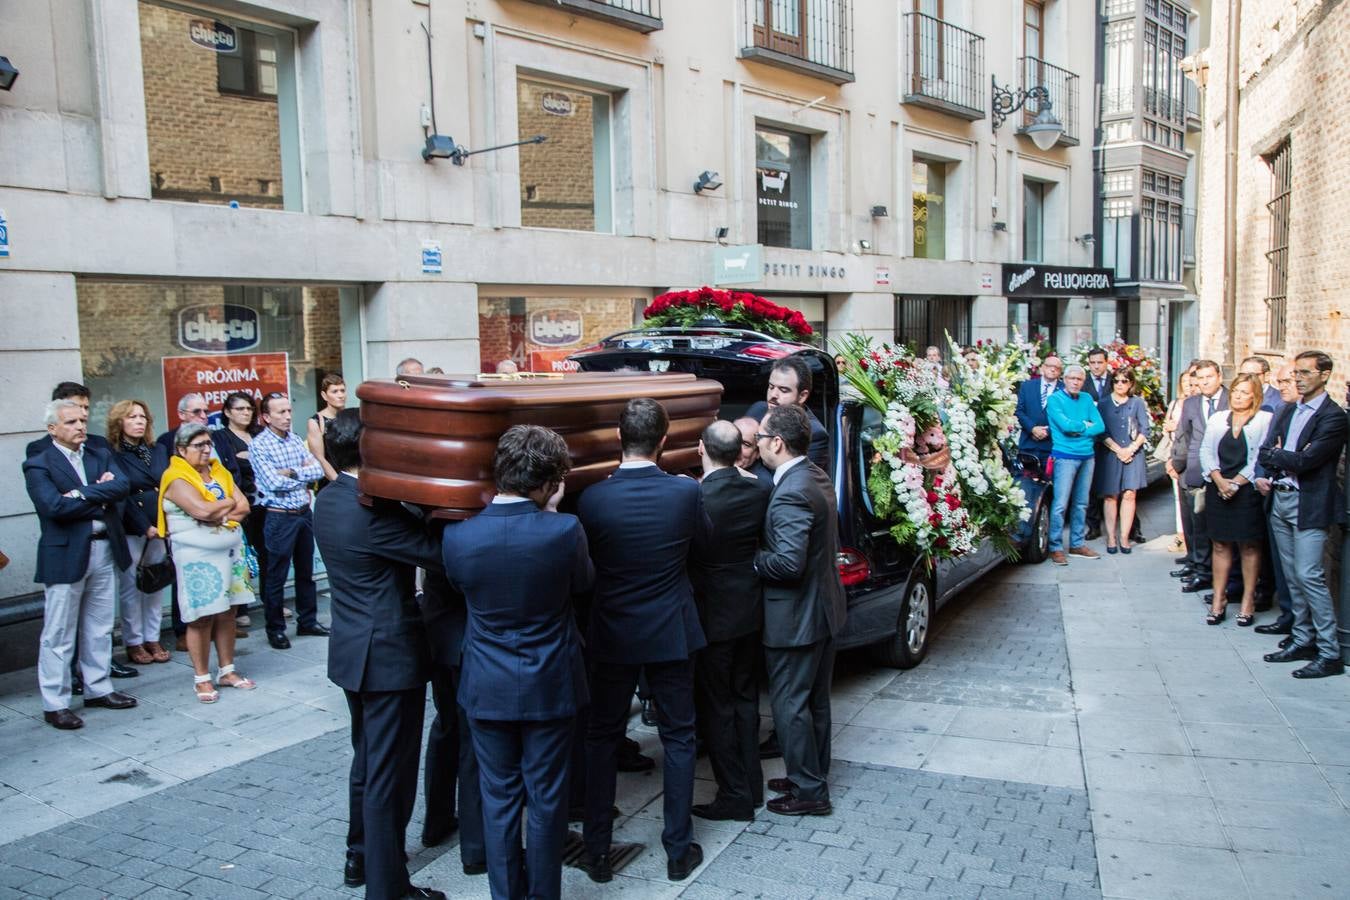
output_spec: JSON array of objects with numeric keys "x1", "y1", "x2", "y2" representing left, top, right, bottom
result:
[{"x1": 642, "y1": 286, "x2": 813, "y2": 341}]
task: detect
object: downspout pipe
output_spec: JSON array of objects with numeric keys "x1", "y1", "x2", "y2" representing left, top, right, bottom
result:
[{"x1": 1222, "y1": 0, "x2": 1241, "y2": 371}]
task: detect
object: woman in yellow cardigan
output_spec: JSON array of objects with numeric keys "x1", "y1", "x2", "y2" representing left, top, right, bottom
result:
[{"x1": 159, "y1": 423, "x2": 258, "y2": 702}]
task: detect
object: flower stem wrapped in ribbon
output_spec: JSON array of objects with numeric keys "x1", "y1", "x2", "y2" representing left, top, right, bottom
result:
[{"x1": 643, "y1": 286, "x2": 813, "y2": 342}]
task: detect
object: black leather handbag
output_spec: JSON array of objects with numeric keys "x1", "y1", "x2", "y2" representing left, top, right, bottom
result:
[{"x1": 135, "y1": 537, "x2": 175, "y2": 594}]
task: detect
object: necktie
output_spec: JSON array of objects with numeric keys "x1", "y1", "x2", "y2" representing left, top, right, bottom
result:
[
  {"x1": 1205, "y1": 397, "x2": 1214, "y2": 418},
  {"x1": 1041, "y1": 382, "x2": 1049, "y2": 408}
]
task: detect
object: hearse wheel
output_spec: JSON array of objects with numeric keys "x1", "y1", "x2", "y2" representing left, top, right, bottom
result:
[
  {"x1": 871, "y1": 569, "x2": 933, "y2": 670},
  {"x1": 1024, "y1": 498, "x2": 1051, "y2": 564}
]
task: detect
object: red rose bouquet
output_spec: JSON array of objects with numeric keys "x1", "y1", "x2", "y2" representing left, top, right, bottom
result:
[{"x1": 643, "y1": 287, "x2": 813, "y2": 342}]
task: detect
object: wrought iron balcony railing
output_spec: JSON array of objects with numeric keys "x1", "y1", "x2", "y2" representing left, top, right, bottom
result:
[
  {"x1": 739, "y1": 0, "x2": 854, "y2": 85},
  {"x1": 901, "y1": 12, "x2": 985, "y2": 120},
  {"x1": 1018, "y1": 56, "x2": 1079, "y2": 146},
  {"x1": 518, "y1": 0, "x2": 662, "y2": 33}
]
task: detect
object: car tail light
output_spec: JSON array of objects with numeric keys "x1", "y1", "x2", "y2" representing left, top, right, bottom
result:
[
  {"x1": 836, "y1": 548, "x2": 870, "y2": 586},
  {"x1": 742, "y1": 343, "x2": 791, "y2": 360}
]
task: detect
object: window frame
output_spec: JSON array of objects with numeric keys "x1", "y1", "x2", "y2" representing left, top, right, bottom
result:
[
  {"x1": 1264, "y1": 140, "x2": 1292, "y2": 349},
  {"x1": 1022, "y1": 178, "x2": 1045, "y2": 263},
  {"x1": 514, "y1": 75, "x2": 617, "y2": 235},
  {"x1": 755, "y1": 124, "x2": 813, "y2": 250}
]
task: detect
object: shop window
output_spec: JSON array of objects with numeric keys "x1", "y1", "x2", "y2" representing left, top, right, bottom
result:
[
  {"x1": 912, "y1": 159, "x2": 947, "y2": 259},
  {"x1": 517, "y1": 78, "x2": 614, "y2": 233},
  {"x1": 895, "y1": 295, "x2": 970, "y2": 350},
  {"x1": 74, "y1": 281, "x2": 363, "y2": 435},
  {"x1": 1007, "y1": 298, "x2": 1057, "y2": 346},
  {"x1": 756, "y1": 126, "x2": 812, "y2": 250},
  {"x1": 138, "y1": 2, "x2": 301, "y2": 211},
  {"x1": 1023, "y1": 179, "x2": 1045, "y2": 263},
  {"x1": 478, "y1": 296, "x2": 643, "y2": 374}
]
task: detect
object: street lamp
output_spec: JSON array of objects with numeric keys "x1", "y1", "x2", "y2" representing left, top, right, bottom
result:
[{"x1": 991, "y1": 76, "x2": 1064, "y2": 151}]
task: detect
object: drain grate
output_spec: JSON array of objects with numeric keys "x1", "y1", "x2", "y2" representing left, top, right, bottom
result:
[{"x1": 561, "y1": 830, "x2": 646, "y2": 874}]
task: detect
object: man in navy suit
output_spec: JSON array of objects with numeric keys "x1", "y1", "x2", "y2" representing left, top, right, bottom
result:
[
  {"x1": 313, "y1": 411, "x2": 445, "y2": 900},
  {"x1": 745, "y1": 355, "x2": 831, "y2": 474},
  {"x1": 578, "y1": 398, "x2": 712, "y2": 884},
  {"x1": 1169, "y1": 360, "x2": 1227, "y2": 592},
  {"x1": 1257, "y1": 351, "x2": 1349, "y2": 678},
  {"x1": 1015, "y1": 354, "x2": 1063, "y2": 461},
  {"x1": 23, "y1": 398, "x2": 138, "y2": 730},
  {"x1": 444, "y1": 425, "x2": 594, "y2": 900}
]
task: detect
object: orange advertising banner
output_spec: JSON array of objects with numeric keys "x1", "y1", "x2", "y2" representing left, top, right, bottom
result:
[{"x1": 161, "y1": 352, "x2": 290, "y2": 422}]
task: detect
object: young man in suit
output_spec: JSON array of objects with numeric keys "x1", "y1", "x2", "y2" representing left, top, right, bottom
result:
[
  {"x1": 1015, "y1": 354, "x2": 1063, "y2": 462},
  {"x1": 745, "y1": 355, "x2": 831, "y2": 474},
  {"x1": 578, "y1": 398, "x2": 712, "y2": 883},
  {"x1": 313, "y1": 410, "x2": 445, "y2": 900},
  {"x1": 690, "y1": 420, "x2": 771, "y2": 823},
  {"x1": 1257, "y1": 351, "x2": 1349, "y2": 679},
  {"x1": 23, "y1": 398, "x2": 138, "y2": 730},
  {"x1": 1254, "y1": 363, "x2": 1300, "y2": 635},
  {"x1": 754, "y1": 404, "x2": 847, "y2": 817},
  {"x1": 1169, "y1": 359, "x2": 1227, "y2": 592}
]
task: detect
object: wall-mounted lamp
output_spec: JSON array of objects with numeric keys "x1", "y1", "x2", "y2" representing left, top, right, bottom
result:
[
  {"x1": 991, "y1": 76, "x2": 1064, "y2": 151},
  {"x1": 694, "y1": 170, "x2": 723, "y2": 194},
  {"x1": 423, "y1": 133, "x2": 546, "y2": 165},
  {"x1": 1074, "y1": 233, "x2": 1097, "y2": 245},
  {"x1": 870, "y1": 205, "x2": 888, "y2": 218},
  {"x1": 992, "y1": 221, "x2": 1008, "y2": 232},
  {"x1": 858, "y1": 239, "x2": 872, "y2": 251},
  {"x1": 0, "y1": 56, "x2": 18, "y2": 91},
  {"x1": 714, "y1": 226, "x2": 730, "y2": 242}
]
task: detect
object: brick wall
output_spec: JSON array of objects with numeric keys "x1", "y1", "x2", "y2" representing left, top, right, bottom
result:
[
  {"x1": 138, "y1": 2, "x2": 284, "y2": 209},
  {"x1": 517, "y1": 80, "x2": 598, "y2": 231},
  {"x1": 478, "y1": 297, "x2": 639, "y2": 372}
]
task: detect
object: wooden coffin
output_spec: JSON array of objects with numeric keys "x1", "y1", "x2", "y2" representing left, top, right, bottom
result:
[{"x1": 356, "y1": 372, "x2": 724, "y2": 518}]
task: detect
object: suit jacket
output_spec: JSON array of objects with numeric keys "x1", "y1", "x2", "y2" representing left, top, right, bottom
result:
[
  {"x1": 314, "y1": 474, "x2": 442, "y2": 693},
  {"x1": 746, "y1": 400, "x2": 830, "y2": 473},
  {"x1": 689, "y1": 466, "x2": 771, "y2": 643},
  {"x1": 1171, "y1": 389, "x2": 1228, "y2": 489},
  {"x1": 577, "y1": 465, "x2": 711, "y2": 665},
  {"x1": 746, "y1": 459, "x2": 774, "y2": 486},
  {"x1": 1257, "y1": 395, "x2": 1348, "y2": 529},
  {"x1": 112, "y1": 445, "x2": 167, "y2": 538},
  {"x1": 26, "y1": 433, "x2": 111, "y2": 458},
  {"x1": 1015, "y1": 378, "x2": 1063, "y2": 455},
  {"x1": 23, "y1": 442, "x2": 131, "y2": 584},
  {"x1": 443, "y1": 501, "x2": 594, "y2": 720},
  {"x1": 1261, "y1": 384, "x2": 1285, "y2": 416},
  {"x1": 754, "y1": 459, "x2": 846, "y2": 649},
  {"x1": 420, "y1": 564, "x2": 468, "y2": 669}
]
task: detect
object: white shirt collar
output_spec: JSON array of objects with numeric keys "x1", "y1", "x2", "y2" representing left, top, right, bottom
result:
[
  {"x1": 1297, "y1": 392, "x2": 1327, "y2": 414},
  {"x1": 491, "y1": 494, "x2": 534, "y2": 504},
  {"x1": 772, "y1": 455, "x2": 807, "y2": 485},
  {"x1": 618, "y1": 460, "x2": 658, "y2": 469},
  {"x1": 55, "y1": 442, "x2": 84, "y2": 464}
]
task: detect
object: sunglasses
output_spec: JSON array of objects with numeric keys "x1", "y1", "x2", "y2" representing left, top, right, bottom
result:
[{"x1": 185, "y1": 407, "x2": 208, "y2": 416}]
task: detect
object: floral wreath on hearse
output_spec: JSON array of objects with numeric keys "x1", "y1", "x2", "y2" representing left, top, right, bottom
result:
[{"x1": 642, "y1": 286, "x2": 813, "y2": 342}]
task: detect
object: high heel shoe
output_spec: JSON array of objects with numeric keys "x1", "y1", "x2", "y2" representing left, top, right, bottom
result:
[
  {"x1": 1236, "y1": 613, "x2": 1255, "y2": 627},
  {"x1": 1106, "y1": 544, "x2": 1119, "y2": 555},
  {"x1": 1206, "y1": 607, "x2": 1227, "y2": 625},
  {"x1": 1120, "y1": 545, "x2": 1132, "y2": 554}
]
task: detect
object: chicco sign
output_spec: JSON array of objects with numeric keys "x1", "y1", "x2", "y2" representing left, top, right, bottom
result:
[
  {"x1": 529, "y1": 309, "x2": 583, "y2": 347},
  {"x1": 188, "y1": 19, "x2": 238, "y2": 53},
  {"x1": 178, "y1": 304, "x2": 261, "y2": 353}
]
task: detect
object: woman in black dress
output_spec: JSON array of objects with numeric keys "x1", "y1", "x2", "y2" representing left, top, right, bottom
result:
[
  {"x1": 216, "y1": 391, "x2": 267, "y2": 622},
  {"x1": 1199, "y1": 374, "x2": 1272, "y2": 625}
]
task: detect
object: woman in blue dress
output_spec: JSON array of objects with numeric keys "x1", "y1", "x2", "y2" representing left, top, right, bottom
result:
[{"x1": 1095, "y1": 368, "x2": 1151, "y2": 553}]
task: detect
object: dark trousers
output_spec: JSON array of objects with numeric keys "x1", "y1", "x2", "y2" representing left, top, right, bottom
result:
[
  {"x1": 423, "y1": 663, "x2": 485, "y2": 866},
  {"x1": 345, "y1": 686, "x2": 425, "y2": 900},
  {"x1": 765, "y1": 636, "x2": 835, "y2": 803},
  {"x1": 238, "y1": 508, "x2": 269, "y2": 619},
  {"x1": 695, "y1": 632, "x2": 763, "y2": 814},
  {"x1": 262, "y1": 508, "x2": 318, "y2": 636},
  {"x1": 585, "y1": 658, "x2": 696, "y2": 861},
  {"x1": 471, "y1": 716, "x2": 574, "y2": 900},
  {"x1": 1181, "y1": 486, "x2": 1212, "y2": 578}
]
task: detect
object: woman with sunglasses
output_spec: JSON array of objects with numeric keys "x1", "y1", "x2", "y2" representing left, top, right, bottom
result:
[
  {"x1": 1094, "y1": 368, "x2": 1151, "y2": 553},
  {"x1": 158, "y1": 423, "x2": 258, "y2": 701},
  {"x1": 217, "y1": 392, "x2": 268, "y2": 623}
]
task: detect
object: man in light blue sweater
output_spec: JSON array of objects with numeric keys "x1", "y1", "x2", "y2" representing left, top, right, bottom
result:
[{"x1": 1046, "y1": 365, "x2": 1107, "y2": 565}]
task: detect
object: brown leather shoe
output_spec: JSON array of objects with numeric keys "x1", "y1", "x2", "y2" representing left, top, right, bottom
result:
[
  {"x1": 766, "y1": 777, "x2": 799, "y2": 794},
  {"x1": 126, "y1": 645, "x2": 154, "y2": 666},
  {"x1": 84, "y1": 691, "x2": 138, "y2": 710},
  {"x1": 44, "y1": 709, "x2": 84, "y2": 730},
  {"x1": 766, "y1": 795, "x2": 832, "y2": 816},
  {"x1": 1049, "y1": 550, "x2": 1068, "y2": 566},
  {"x1": 1069, "y1": 546, "x2": 1101, "y2": 559}
]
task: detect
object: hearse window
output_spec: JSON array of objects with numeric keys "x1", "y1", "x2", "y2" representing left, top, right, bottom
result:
[{"x1": 857, "y1": 405, "x2": 885, "y2": 518}]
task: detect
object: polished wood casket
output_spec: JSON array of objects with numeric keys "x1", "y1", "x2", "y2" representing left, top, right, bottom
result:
[{"x1": 355, "y1": 372, "x2": 724, "y2": 518}]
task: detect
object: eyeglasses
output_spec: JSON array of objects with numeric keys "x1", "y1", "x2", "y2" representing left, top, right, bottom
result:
[
  {"x1": 186, "y1": 440, "x2": 213, "y2": 450},
  {"x1": 1113, "y1": 378, "x2": 1132, "y2": 384},
  {"x1": 1293, "y1": 369, "x2": 1321, "y2": 378},
  {"x1": 755, "y1": 432, "x2": 778, "y2": 442},
  {"x1": 185, "y1": 407, "x2": 208, "y2": 416}
]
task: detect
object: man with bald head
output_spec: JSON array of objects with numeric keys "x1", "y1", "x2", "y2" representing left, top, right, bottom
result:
[
  {"x1": 689, "y1": 420, "x2": 770, "y2": 822},
  {"x1": 734, "y1": 417, "x2": 773, "y2": 485}
]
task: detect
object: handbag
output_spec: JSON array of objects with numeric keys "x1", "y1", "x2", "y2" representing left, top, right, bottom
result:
[{"x1": 135, "y1": 537, "x2": 175, "y2": 594}]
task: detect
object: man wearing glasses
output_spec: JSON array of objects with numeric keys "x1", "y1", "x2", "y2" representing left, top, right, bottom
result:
[{"x1": 252, "y1": 392, "x2": 328, "y2": 649}]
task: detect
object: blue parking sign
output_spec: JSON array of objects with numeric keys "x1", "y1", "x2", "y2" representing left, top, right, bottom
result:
[{"x1": 0, "y1": 209, "x2": 9, "y2": 258}]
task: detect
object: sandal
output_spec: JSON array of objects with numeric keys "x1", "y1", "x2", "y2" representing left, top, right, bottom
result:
[
  {"x1": 1206, "y1": 606, "x2": 1227, "y2": 626},
  {"x1": 194, "y1": 674, "x2": 219, "y2": 703},
  {"x1": 145, "y1": 642, "x2": 172, "y2": 663},
  {"x1": 1236, "y1": 613, "x2": 1255, "y2": 627},
  {"x1": 217, "y1": 664, "x2": 257, "y2": 690},
  {"x1": 126, "y1": 645, "x2": 154, "y2": 666}
]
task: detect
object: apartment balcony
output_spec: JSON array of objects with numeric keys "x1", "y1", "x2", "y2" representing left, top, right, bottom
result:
[
  {"x1": 1018, "y1": 56, "x2": 1079, "y2": 146},
  {"x1": 518, "y1": 0, "x2": 662, "y2": 33},
  {"x1": 1184, "y1": 79, "x2": 1201, "y2": 132},
  {"x1": 901, "y1": 12, "x2": 985, "y2": 120},
  {"x1": 1183, "y1": 207, "x2": 1196, "y2": 267},
  {"x1": 739, "y1": 0, "x2": 854, "y2": 85}
]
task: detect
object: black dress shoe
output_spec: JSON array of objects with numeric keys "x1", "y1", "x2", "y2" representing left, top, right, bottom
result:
[
  {"x1": 403, "y1": 887, "x2": 446, "y2": 899},
  {"x1": 1264, "y1": 644, "x2": 1318, "y2": 663},
  {"x1": 344, "y1": 850, "x2": 364, "y2": 887},
  {"x1": 692, "y1": 801, "x2": 754, "y2": 822},
  {"x1": 43, "y1": 709, "x2": 84, "y2": 730},
  {"x1": 1174, "y1": 555, "x2": 1190, "y2": 564},
  {"x1": 462, "y1": 861, "x2": 488, "y2": 876},
  {"x1": 767, "y1": 776, "x2": 798, "y2": 794},
  {"x1": 1293, "y1": 658, "x2": 1345, "y2": 679},
  {"x1": 766, "y1": 795, "x2": 832, "y2": 816},
  {"x1": 1085, "y1": 527, "x2": 1102, "y2": 541},
  {"x1": 109, "y1": 660, "x2": 140, "y2": 679},
  {"x1": 267, "y1": 632, "x2": 292, "y2": 650},
  {"x1": 1170, "y1": 567, "x2": 1195, "y2": 579},
  {"x1": 578, "y1": 852, "x2": 612, "y2": 884},
  {"x1": 84, "y1": 691, "x2": 138, "y2": 710},
  {"x1": 421, "y1": 817, "x2": 458, "y2": 847},
  {"x1": 616, "y1": 746, "x2": 655, "y2": 773},
  {"x1": 297, "y1": 624, "x2": 331, "y2": 637},
  {"x1": 667, "y1": 842, "x2": 704, "y2": 881},
  {"x1": 1277, "y1": 635, "x2": 1309, "y2": 650},
  {"x1": 1255, "y1": 617, "x2": 1294, "y2": 635},
  {"x1": 71, "y1": 676, "x2": 84, "y2": 696},
  {"x1": 758, "y1": 734, "x2": 782, "y2": 760},
  {"x1": 640, "y1": 698, "x2": 658, "y2": 727},
  {"x1": 1180, "y1": 578, "x2": 1212, "y2": 593}
]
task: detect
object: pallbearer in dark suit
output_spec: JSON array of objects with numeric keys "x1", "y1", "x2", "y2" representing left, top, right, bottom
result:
[
  {"x1": 754, "y1": 404, "x2": 847, "y2": 817},
  {"x1": 745, "y1": 355, "x2": 831, "y2": 473},
  {"x1": 442, "y1": 425, "x2": 594, "y2": 900},
  {"x1": 313, "y1": 411, "x2": 445, "y2": 900},
  {"x1": 577, "y1": 398, "x2": 712, "y2": 884},
  {"x1": 690, "y1": 421, "x2": 770, "y2": 823}
]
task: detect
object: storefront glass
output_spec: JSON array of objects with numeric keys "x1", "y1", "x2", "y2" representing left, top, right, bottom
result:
[
  {"x1": 478, "y1": 296, "x2": 645, "y2": 374},
  {"x1": 517, "y1": 78, "x2": 613, "y2": 233},
  {"x1": 756, "y1": 127, "x2": 812, "y2": 249},
  {"x1": 912, "y1": 160, "x2": 947, "y2": 259},
  {"x1": 1007, "y1": 298, "x2": 1057, "y2": 345}
]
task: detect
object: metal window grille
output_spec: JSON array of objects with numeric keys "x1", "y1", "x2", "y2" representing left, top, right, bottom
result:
[
  {"x1": 1018, "y1": 56, "x2": 1078, "y2": 143},
  {"x1": 597, "y1": 0, "x2": 660, "y2": 13},
  {"x1": 895, "y1": 296, "x2": 971, "y2": 351},
  {"x1": 744, "y1": 0, "x2": 854, "y2": 77},
  {"x1": 902, "y1": 12, "x2": 985, "y2": 118},
  {"x1": 1265, "y1": 140, "x2": 1291, "y2": 348}
]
